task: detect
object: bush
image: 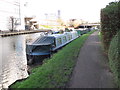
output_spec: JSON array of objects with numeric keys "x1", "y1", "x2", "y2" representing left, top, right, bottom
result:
[
  {"x1": 101, "y1": 1, "x2": 120, "y2": 53},
  {"x1": 108, "y1": 31, "x2": 120, "y2": 87}
]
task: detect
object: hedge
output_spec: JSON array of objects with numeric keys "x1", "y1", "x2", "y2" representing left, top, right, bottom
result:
[
  {"x1": 101, "y1": 1, "x2": 120, "y2": 53},
  {"x1": 101, "y1": 1, "x2": 120, "y2": 87},
  {"x1": 108, "y1": 31, "x2": 120, "y2": 87}
]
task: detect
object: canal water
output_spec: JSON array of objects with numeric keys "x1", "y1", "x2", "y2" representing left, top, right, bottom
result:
[{"x1": 0, "y1": 32, "x2": 45, "y2": 89}]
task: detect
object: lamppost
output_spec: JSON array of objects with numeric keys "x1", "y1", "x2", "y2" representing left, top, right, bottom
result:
[{"x1": 45, "y1": 13, "x2": 48, "y2": 25}]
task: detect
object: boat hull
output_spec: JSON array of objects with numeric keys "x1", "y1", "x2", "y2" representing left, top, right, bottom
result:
[{"x1": 26, "y1": 54, "x2": 51, "y2": 65}]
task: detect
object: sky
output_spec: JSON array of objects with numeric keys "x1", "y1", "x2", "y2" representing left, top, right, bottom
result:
[{"x1": 23, "y1": 0, "x2": 115, "y2": 23}]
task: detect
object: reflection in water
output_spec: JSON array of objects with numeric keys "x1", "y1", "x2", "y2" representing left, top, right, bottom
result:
[{"x1": 0, "y1": 32, "x2": 44, "y2": 89}]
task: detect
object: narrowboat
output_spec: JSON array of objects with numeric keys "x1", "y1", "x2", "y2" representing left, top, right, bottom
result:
[{"x1": 26, "y1": 30, "x2": 79, "y2": 65}]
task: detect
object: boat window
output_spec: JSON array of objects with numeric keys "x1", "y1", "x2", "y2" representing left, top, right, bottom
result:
[
  {"x1": 63, "y1": 36, "x2": 67, "y2": 43},
  {"x1": 68, "y1": 35, "x2": 71, "y2": 40},
  {"x1": 57, "y1": 38, "x2": 62, "y2": 46},
  {"x1": 51, "y1": 39, "x2": 56, "y2": 48},
  {"x1": 70, "y1": 35, "x2": 72, "y2": 39}
]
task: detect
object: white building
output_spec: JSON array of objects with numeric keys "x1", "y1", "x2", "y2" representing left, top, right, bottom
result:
[{"x1": 0, "y1": 0, "x2": 25, "y2": 31}]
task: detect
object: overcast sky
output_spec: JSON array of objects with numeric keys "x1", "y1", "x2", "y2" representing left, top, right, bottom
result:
[{"x1": 24, "y1": 0, "x2": 115, "y2": 22}]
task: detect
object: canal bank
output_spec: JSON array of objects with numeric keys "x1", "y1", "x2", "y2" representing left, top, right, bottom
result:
[
  {"x1": 10, "y1": 31, "x2": 95, "y2": 88},
  {"x1": 0, "y1": 29, "x2": 50, "y2": 37}
]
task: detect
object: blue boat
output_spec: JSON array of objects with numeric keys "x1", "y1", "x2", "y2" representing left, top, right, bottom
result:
[{"x1": 26, "y1": 31, "x2": 79, "y2": 65}]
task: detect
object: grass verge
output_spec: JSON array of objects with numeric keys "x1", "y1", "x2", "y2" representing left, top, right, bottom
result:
[
  {"x1": 98, "y1": 31, "x2": 101, "y2": 40},
  {"x1": 98, "y1": 31, "x2": 105, "y2": 53},
  {"x1": 10, "y1": 30, "x2": 95, "y2": 88}
]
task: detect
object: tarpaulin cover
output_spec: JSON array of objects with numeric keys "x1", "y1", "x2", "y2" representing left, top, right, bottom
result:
[
  {"x1": 26, "y1": 36, "x2": 55, "y2": 55},
  {"x1": 33, "y1": 36, "x2": 55, "y2": 45}
]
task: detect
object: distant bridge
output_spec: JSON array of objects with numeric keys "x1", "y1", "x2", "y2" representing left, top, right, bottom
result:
[
  {"x1": 75, "y1": 23, "x2": 100, "y2": 29},
  {"x1": 84, "y1": 23, "x2": 100, "y2": 26}
]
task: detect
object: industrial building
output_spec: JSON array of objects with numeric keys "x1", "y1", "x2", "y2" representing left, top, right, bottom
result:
[{"x1": 0, "y1": 0, "x2": 25, "y2": 31}]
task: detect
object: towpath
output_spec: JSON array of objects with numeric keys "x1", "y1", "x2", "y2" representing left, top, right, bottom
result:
[{"x1": 69, "y1": 31, "x2": 116, "y2": 88}]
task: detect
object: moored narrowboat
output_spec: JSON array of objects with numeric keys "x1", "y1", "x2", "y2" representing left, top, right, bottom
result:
[{"x1": 26, "y1": 30, "x2": 79, "y2": 65}]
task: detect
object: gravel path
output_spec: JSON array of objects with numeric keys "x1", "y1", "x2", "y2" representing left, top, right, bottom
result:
[{"x1": 69, "y1": 31, "x2": 116, "y2": 88}]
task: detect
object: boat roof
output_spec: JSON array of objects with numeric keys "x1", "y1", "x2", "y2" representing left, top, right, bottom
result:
[
  {"x1": 48, "y1": 32, "x2": 73, "y2": 38},
  {"x1": 31, "y1": 36, "x2": 55, "y2": 45},
  {"x1": 27, "y1": 31, "x2": 76, "y2": 46},
  {"x1": 49, "y1": 34, "x2": 64, "y2": 38}
]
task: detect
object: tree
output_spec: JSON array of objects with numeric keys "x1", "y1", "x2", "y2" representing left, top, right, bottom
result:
[{"x1": 8, "y1": 16, "x2": 18, "y2": 31}]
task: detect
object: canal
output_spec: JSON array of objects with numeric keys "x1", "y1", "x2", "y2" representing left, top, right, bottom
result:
[{"x1": 0, "y1": 32, "x2": 45, "y2": 89}]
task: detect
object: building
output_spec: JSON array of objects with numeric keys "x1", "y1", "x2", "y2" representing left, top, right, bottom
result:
[
  {"x1": 66, "y1": 19, "x2": 85, "y2": 28},
  {"x1": 25, "y1": 17, "x2": 39, "y2": 30},
  {"x1": 38, "y1": 10, "x2": 65, "y2": 30},
  {"x1": 0, "y1": 0, "x2": 25, "y2": 31}
]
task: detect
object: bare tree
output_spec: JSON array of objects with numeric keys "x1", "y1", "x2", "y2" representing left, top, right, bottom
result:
[{"x1": 8, "y1": 16, "x2": 19, "y2": 32}]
